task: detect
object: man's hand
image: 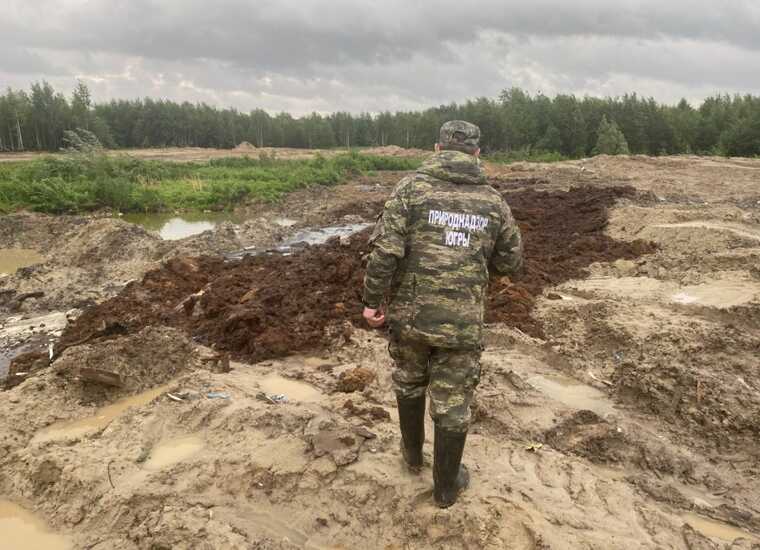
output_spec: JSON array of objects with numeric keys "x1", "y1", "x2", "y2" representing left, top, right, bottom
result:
[{"x1": 362, "y1": 307, "x2": 385, "y2": 328}]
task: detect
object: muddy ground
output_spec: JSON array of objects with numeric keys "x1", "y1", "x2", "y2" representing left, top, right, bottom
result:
[{"x1": 1, "y1": 154, "x2": 760, "y2": 549}]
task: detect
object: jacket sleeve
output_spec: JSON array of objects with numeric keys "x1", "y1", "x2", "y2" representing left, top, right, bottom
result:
[
  {"x1": 490, "y1": 199, "x2": 523, "y2": 276},
  {"x1": 362, "y1": 179, "x2": 411, "y2": 308}
]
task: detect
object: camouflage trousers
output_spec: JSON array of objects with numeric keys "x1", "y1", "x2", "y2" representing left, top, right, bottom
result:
[{"x1": 389, "y1": 331, "x2": 481, "y2": 433}]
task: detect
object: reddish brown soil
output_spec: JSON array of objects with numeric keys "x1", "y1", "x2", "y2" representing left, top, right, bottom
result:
[
  {"x1": 55, "y1": 186, "x2": 655, "y2": 365},
  {"x1": 488, "y1": 186, "x2": 657, "y2": 336}
]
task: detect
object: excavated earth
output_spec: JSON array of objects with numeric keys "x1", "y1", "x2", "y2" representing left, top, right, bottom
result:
[
  {"x1": 1, "y1": 154, "x2": 760, "y2": 550},
  {"x1": 50, "y1": 185, "x2": 655, "y2": 368}
]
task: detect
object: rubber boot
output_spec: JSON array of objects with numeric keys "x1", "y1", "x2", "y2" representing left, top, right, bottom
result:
[
  {"x1": 396, "y1": 394, "x2": 426, "y2": 472},
  {"x1": 433, "y1": 425, "x2": 470, "y2": 508}
]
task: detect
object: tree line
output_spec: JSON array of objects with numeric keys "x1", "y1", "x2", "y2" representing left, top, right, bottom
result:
[{"x1": 1, "y1": 81, "x2": 760, "y2": 157}]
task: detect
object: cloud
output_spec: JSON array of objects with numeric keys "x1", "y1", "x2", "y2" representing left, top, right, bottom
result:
[
  {"x1": 0, "y1": 47, "x2": 64, "y2": 76},
  {"x1": 1, "y1": 0, "x2": 759, "y2": 113}
]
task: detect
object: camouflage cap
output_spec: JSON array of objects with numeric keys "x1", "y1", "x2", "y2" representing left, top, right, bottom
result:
[{"x1": 439, "y1": 120, "x2": 480, "y2": 151}]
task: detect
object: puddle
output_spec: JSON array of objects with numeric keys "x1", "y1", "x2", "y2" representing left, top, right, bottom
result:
[
  {"x1": 671, "y1": 281, "x2": 760, "y2": 308},
  {"x1": 32, "y1": 383, "x2": 173, "y2": 444},
  {"x1": 122, "y1": 212, "x2": 243, "y2": 240},
  {"x1": 144, "y1": 435, "x2": 204, "y2": 470},
  {"x1": 258, "y1": 373, "x2": 322, "y2": 403},
  {"x1": 567, "y1": 277, "x2": 759, "y2": 309},
  {"x1": 527, "y1": 373, "x2": 616, "y2": 417},
  {"x1": 278, "y1": 223, "x2": 371, "y2": 248},
  {"x1": 0, "y1": 248, "x2": 44, "y2": 275},
  {"x1": 0, "y1": 312, "x2": 66, "y2": 378},
  {"x1": 0, "y1": 500, "x2": 72, "y2": 550},
  {"x1": 1, "y1": 312, "x2": 67, "y2": 339},
  {"x1": 0, "y1": 344, "x2": 40, "y2": 379},
  {"x1": 227, "y1": 223, "x2": 371, "y2": 260},
  {"x1": 653, "y1": 221, "x2": 760, "y2": 242},
  {"x1": 683, "y1": 512, "x2": 759, "y2": 543}
]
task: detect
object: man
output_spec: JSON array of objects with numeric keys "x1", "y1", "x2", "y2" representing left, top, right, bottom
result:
[{"x1": 362, "y1": 120, "x2": 523, "y2": 508}]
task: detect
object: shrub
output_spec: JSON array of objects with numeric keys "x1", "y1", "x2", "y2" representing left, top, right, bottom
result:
[{"x1": 594, "y1": 116, "x2": 630, "y2": 155}]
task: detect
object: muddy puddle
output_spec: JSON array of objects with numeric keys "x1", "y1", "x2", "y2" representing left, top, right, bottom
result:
[
  {"x1": 527, "y1": 373, "x2": 616, "y2": 417},
  {"x1": 144, "y1": 435, "x2": 205, "y2": 470},
  {"x1": 32, "y1": 383, "x2": 173, "y2": 444},
  {"x1": 278, "y1": 223, "x2": 372, "y2": 248},
  {"x1": 568, "y1": 277, "x2": 760, "y2": 309},
  {"x1": 227, "y1": 222, "x2": 372, "y2": 260},
  {"x1": 0, "y1": 345, "x2": 36, "y2": 378},
  {"x1": 1, "y1": 312, "x2": 66, "y2": 378},
  {"x1": 653, "y1": 221, "x2": 760, "y2": 242},
  {"x1": 122, "y1": 212, "x2": 243, "y2": 240},
  {"x1": 0, "y1": 248, "x2": 43, "y2": 275},
  {"x1": 258, "y1": 373, "x2": 322, "y2": 403},
  {"x1": 683, "y1": 512, "x2": 760, "y2": 543},
  {"x1": 671, "y1": 281, "x2": 760, "y2": 308},
  {"x1": 0, "y1": 500, "x2": 72, "y2": 550}
]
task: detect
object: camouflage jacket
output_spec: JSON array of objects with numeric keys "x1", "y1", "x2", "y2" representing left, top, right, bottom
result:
[{"x1": 363, "y1": 150, "x2": 523, "y2": 349}]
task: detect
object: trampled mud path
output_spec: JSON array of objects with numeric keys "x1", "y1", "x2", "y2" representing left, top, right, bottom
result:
[{"x1": 1, "y1": 155, "x2": 759, "y2": 549}]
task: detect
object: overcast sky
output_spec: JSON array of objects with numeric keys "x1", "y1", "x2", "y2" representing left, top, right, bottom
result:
[{"x1": 3, "y1": 1, "x2": 760, "y2": 115}]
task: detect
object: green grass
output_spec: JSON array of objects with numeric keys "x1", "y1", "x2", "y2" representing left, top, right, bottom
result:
[
  {"x1": 0, "y1": 151, "x2": 420, "y2": 214},
  {"x1": 485, "y1": 150, "x2": 569, "y2": 164}
]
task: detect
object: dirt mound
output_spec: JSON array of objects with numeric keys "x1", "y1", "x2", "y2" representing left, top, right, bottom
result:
[
  {"x1": 363, "y1": 145, "x2": 428, "y2": 157},
  {"x1": 56, "y1": 236, "x2": 366, "y2": 364},
  {"x1": 337, "y1": 366, "x2": 376, "y2": 393},
  {"x1": 0, "y1": 217, "x2": 168, "y2": 312},
  {"x1": 544, "y1": 410, "x2": 632, "y2": 464},
  {"x1": 234, "y1": 141, "x2": 257, "y2": 151},
  {"x1": 54, "y1": 326, "x2": 227, "y2": 390},
  {"x1": 51, "y1": 186, "x2": 653, "y2": 367},
  {"x1": 0, "y1": 212, "x2": 85, "y2": 252}
]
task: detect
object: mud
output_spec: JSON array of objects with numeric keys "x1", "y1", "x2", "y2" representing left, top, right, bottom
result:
[
  {"x1": 2, "y1": 155, "x2": 760, "y2": 549},
  {"x1": 53, "y1": 326, "x2": 228, "y2": 390},
  {"x1": 488, "y1": 185, "x2": 657, "y2": 336},
  {"x1": 0, "y1": 248, "x2": 44, "y2": 275},
  {"x1": 53, "y1": 186, "x2": 653, "y2": 371},
  {"x1": 32, "y1": 382, "x2": 176, "y2": 444},
  {"x1": 0, "y1": 499, "x2": 72, "y2": 550}
]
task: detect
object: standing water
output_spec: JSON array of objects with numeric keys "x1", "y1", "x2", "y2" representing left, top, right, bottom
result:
[
  {"x1": 0, "y1": 249, "x2": 43, "y2": 275},
  {"x1": 122, "y1": 212, "x2": 243, "y2": 240},
  {"x1": 144, "y1": 435, "x2": 205, "y2": 470},
  {"x1": 226, "y1": 223, "x2": 371, "y2": 260},
  {"x1": 0, "y1": 500, "x2": 72, "y2": 550},
  {"x1": 32, "y1": 383, "x2": 174, "y2": 444}
]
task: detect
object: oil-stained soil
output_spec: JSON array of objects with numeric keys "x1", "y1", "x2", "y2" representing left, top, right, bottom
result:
[{"x1": 54, "y1": 186, "x2": 654, "y2": 368}]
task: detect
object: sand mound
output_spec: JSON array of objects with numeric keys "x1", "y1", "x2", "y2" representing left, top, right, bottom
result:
[
  {"x1": 234, "y1": 141, "x2": 257, "y2": 151},
  {"x1": 363, "y1": 145, "x2": 428, "y2": 157},
  {"x1": 0, "y1": 217, "x2": 167, "y2": 312}
]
